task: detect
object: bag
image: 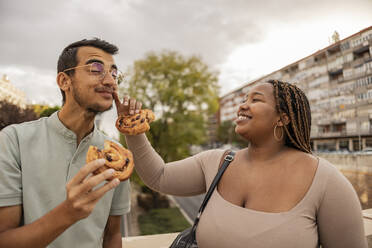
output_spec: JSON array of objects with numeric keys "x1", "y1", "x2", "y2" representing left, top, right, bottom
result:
[{"x1": 169, "y1": 151, "x2": 235, "y2": 248}]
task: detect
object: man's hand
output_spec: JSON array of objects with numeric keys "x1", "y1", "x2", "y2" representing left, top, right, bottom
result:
[
  {"x1": 113, "y1": 92, "x2": 142, "y2": 116},
  {"x1": 0, "y1": 159, "x2": 120, "y2": 248},
  {"x1": 63, "y1": 159, "x2": 120, "y2": 222}
]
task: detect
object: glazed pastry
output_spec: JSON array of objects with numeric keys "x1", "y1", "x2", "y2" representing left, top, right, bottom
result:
[
  {"x1": 116, "y1": 109, "x2": 155, "y2": 135},
  {"x1": 86, "y1": 140, "x2": 134, "y2": 181}
]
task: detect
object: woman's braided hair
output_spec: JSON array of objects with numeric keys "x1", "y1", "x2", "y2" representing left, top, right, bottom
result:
[{"x1": 268, "y1": 80, "x2": 312, "y2": 153}]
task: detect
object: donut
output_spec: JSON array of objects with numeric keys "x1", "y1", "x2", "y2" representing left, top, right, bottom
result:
[
  {"x1": 86, "y1": 140, "x2": 134, "y2": 181},
  {"x1": 116, "y1": 109, "x2": 155, "y2": 135}
]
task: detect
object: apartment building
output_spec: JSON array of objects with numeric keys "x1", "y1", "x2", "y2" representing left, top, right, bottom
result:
[
  {"x1": 0, "y1": 74, "x2": 27, "y2": 109},
  {"x1": 219, "y1": 26, "x2": 372, "y2": 152}
]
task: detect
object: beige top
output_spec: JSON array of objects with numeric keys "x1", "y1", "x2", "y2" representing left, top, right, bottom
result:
[{"x1": 126, "y1": 134, "x2": 367, "y2": 248}]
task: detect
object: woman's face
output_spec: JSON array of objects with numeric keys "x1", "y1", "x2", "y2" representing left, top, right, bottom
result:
[{"x1": 235, "y1": 82, "x2": 280, "y2": 141}]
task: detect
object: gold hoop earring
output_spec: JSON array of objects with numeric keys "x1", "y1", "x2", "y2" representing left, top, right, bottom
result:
[{"x1": 274, "y1": 124, "x2": 284, "y2": 141}]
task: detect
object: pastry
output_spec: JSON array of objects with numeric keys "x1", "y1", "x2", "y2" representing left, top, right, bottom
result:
[
  {"x1": 86, "y1": 140, "x2": 134, "y2": 181},
  {"x1": 116, "y1": 109, "x2": 155, "y2": 135}
]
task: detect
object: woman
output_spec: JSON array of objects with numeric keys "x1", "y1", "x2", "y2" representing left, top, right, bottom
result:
[{"x1": 115, "y1": 80, "x2": 367, "y2": 247}]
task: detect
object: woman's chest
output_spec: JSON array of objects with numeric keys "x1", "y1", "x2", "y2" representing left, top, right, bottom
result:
[
  {"x1": 217, "y1": 162, "x2": 316, "y2": 212},
  {"x1": 196, "y1": 192, "x2": 318, "y2": 248}
]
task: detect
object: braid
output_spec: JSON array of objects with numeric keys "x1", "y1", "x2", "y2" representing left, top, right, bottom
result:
[
  {"x1": 289, "y1": 84, "x2": 307, "y2": 149},
  {"x1": 268, "y1": 80, "x2": 312, "y2": 153}
]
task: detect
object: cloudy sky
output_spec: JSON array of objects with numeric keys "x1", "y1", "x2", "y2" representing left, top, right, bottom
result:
[{"x1": 0, "y1": 0, "x2": 371, "y2": 137}]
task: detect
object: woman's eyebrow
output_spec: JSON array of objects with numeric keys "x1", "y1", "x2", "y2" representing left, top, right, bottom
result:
[
  {"x1": 252, "y1": 92, "x2": 264, "y2": 96},
  {"x1": 245, "y1": 91, "x2": 264, "y2": 98}
]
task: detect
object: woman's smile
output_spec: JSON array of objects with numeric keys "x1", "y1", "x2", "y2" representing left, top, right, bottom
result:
[{"x1": 235, "y1": 112, "x2": 252, "y2": 125}]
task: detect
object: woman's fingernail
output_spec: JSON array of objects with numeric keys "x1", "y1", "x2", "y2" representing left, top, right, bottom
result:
[
  {"x1": 113, "y1": 178, "x2": 120, "y2": 186},
  {"x1": 107, "y1": 169, "x2": 115, "y2": 175}
]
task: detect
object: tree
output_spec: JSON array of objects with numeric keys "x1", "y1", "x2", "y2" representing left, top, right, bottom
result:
[
  {"x1": 121, "y1": 51, "x2": 219, "y2": 161},
  {"x1": 216, "y1": 120, "x2": 247, "y2": 148},
  {"x1": 0, "y1": 100, "x2": 38, "y2": 130},
  {"x1": 32, "y1": 104, "x2": 61, "y2": 118},
  {"x1": 39, "y1": 106, "x2": 60, "y2": 117}
]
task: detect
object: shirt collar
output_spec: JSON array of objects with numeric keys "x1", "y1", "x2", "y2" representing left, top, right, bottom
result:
[{"x1": 48, "y1": 111, "x2": 97, "y2": 143}]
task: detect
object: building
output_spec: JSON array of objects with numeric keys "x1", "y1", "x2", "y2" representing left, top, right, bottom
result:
[
  {"x1": 0, "y1": 74, "x2": 27, "y2": 109},
  {"x1": 219, "y1": 26, "x2": 372, "y2": 152}
]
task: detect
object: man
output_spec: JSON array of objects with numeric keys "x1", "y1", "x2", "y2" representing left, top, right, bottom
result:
[{"x1": 0, "y1": 38, "x2": 131, "y2": 248}]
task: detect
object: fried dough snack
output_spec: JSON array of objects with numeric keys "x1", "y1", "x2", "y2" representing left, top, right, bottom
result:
[
  {"x1": 86, "y1": 140, "x2": 134, "y2": 181},
  {"x1": 116, "y1": 109, "x2": 155, "y2": 135}
]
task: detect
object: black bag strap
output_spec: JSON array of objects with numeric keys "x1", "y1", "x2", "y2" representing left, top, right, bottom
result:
[{"x1": 189, "y1": 150, "x2": 235, "y2": 236}]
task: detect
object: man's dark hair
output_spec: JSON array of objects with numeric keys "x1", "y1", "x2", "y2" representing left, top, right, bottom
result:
[{"x1": 57, "y1": 38, "x2": 119, "y2": 105}]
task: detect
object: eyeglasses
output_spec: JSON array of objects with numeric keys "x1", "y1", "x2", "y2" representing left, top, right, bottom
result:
[{"x1": 63, "y1": 62, "x2": 124, "y2": 84}]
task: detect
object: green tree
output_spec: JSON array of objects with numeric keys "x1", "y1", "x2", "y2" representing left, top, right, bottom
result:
[
  {"x1": 121, "y1": 51, "x2": 219, "y2": 161},
  {"x1": 39, "y1": 106, "x2": 61, "y2": 117},
  {"x1": 32, "y1": 104, "x2": 61, "y2": 117},
  {"x1": 217, "y1": 120, "x2": 247, "y2": 148}
]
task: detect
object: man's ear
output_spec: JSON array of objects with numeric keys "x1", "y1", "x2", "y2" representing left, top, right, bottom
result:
[
  {"x1": 56, "y1": 72, "x2": 71, "y2": 92},
  {"x1": 277, "y1": 113, "x2": 290, "y2": 127}
]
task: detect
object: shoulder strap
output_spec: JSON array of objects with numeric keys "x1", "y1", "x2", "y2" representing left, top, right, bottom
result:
[{"x1": 189, "y1": 150, "x2": 236, "y2": 235}]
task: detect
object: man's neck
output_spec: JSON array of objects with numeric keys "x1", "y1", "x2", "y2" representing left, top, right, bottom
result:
[{"x1": 58, "y1": 105, "x2": 96, "y2": 146}]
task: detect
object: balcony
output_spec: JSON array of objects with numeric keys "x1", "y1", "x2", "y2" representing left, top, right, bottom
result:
[
  {"x1": 121, "y1": 209, "x2": 372, "y2": 247},
  {"x1": 315, "y1": 131, "x2": 347, "y2": 138}
]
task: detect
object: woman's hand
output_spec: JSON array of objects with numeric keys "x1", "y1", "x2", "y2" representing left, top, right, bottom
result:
[{"x1": 113, "y1": 92, "x2": 142, "y2": 116}]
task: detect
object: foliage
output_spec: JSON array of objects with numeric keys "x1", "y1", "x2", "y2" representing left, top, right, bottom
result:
[
  {"x1": 0, "y1": 100, "x2": 38, "y2": 130},
  {"x1": 32, "y1": 104, "x2": 50, "y2": 116},
  {"x1": 39, "y1": 106, "x2": 61, "y2": 118},
  {"x1": 138, "y1": 207, "x2": 191, "y2": 235},
  {"x1": 121, "y1": 51, "x2": 219, "y2": 161},
  {"x1": 137, "y1": 191, "x2": 170, "y2": 211},
  {"x1": 217, "y1": 120, "x2": 247, "y2": 148}
]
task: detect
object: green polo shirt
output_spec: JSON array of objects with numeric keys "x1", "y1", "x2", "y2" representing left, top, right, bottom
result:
[{"x1": 0, "y1": 112, "x2": 130, "y2": 248}]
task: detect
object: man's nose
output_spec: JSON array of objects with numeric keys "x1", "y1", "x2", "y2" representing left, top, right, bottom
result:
[{"x1": 102, "y1": 71, "x2": 116, "y2": 85}]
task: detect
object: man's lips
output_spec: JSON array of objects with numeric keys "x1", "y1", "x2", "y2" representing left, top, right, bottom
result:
[{"x1": 95, "y1": 88, "x2": 114, "y2": 98}]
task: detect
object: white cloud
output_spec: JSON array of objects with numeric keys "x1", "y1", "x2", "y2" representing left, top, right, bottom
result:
[
  {"x1": 0, "y1": 0, "x2": 371, "y2": 137},
  {"x1": 0, "y1": 66, "x2": 60, "y2": 105}
]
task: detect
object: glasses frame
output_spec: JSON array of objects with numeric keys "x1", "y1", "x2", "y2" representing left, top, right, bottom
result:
[{"x1": 62, "y1": 62, "x2": 123, "y2": 84}]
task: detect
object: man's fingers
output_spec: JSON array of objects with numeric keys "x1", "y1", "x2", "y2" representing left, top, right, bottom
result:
[
  {"x1": 82, "y1": 178, "x2": 120, "y2": 204},
  {"x1": 68, "y1": 159, "x2": 106, "y2": 186},
  {"x1": 78, "y1": 168, "x2": 116, "y2": 194}
]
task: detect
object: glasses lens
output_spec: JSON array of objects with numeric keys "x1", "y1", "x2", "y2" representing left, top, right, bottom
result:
[
  {"x1": 111, "y1": 69, "x2": 118, "y2": 79},
  {"x1": 90, "y1": 62, "x2": 105, "y2": 74}
]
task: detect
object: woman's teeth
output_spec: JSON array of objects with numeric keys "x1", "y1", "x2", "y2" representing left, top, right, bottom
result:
[{"x1": 238, "y1": 115, "x2": 250, "y2": 120}]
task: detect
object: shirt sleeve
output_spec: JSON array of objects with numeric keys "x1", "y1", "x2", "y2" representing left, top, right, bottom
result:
[
  {"x1": 317, "y1": 164, "x2": 368, "y2": 248},
  {"x1": 0, "y1": 127, "x2": 23, "y2": 207},
  {"x1": 109, "y1": 179, "x2": 131, "y2": 215},
  {"x1": 125, "y1": 134, "x2": 209, "y2": 196}
]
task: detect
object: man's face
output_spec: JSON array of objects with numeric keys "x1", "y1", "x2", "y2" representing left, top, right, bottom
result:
[{"x1": 68, "y1": 46, "x2": 118, "y2": 113}]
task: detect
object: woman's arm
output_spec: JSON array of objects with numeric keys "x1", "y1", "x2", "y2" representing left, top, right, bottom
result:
[
  {"x1": 317, "y1": 166, "x2": 367, "y2": 248},
  {"x1": 125, "y1": 134, "x2": 208, "y2": 196}
]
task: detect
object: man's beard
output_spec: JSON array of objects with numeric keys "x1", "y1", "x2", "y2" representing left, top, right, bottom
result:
[{"x1": 72, "y1": 84, "x2": 113, "y2": 114}]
